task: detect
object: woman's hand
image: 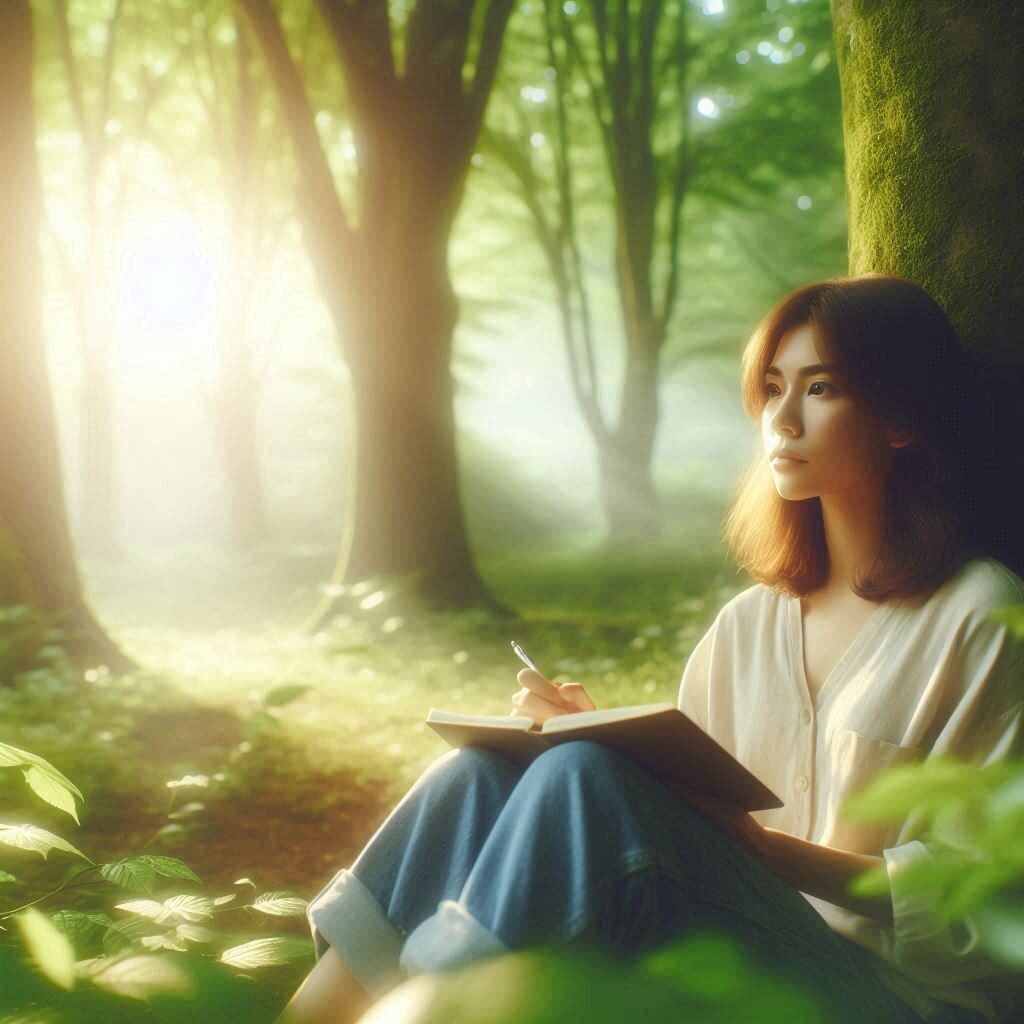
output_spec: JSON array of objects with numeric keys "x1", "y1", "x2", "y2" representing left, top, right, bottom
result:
[{"x1": 510, "y1": 669, "x2": 597, "y2": 727}]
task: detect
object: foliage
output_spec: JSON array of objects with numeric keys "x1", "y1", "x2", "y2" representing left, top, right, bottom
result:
[
  {"x1": 0, "y1": 718, "x2": 316, "y2": 1020},
  {"x1": 846, "y1": 755, "x2": 1024, "y2": 971},
  {"x1": 359, "y1": 934, "x2": 824, "y2": 1024}
]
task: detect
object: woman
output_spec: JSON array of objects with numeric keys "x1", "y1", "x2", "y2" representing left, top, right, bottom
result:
[{"x1": 281, "y1": 276, "x2": 1024, "y2": 1024}]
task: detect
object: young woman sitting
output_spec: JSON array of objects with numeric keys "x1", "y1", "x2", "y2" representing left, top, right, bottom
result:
[{"x1": 279, "y1": 275, "x2": 1024, "y2": 1024}]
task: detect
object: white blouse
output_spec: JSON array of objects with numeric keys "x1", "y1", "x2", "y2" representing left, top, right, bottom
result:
[{"x1": 677, "y1": 556, "x2": 1024, "y2": 1023}]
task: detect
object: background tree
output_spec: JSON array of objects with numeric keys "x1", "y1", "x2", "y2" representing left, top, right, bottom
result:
[
  {"x1": 170, "y1": 0, "x2": 294, "y2": 551},
  {"x1": 0, "y1": 0, "x2": 131, "y2": 672},
  {"x1": 485, "y1": 0, "x2": 844, "y2": 542},
  {"x1": 239, "y1": 0, "x2": 515, "y2": 614},
  {"x1": 42, "y1": 0, "x2": 177, "y2": 559},
  {"x1": 830, "y1": 0, "x2": 1024, "y2": 574}
]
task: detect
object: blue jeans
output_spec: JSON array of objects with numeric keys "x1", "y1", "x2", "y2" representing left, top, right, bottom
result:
[{"x1": 307, "y1": 741, "x2": 978, "y2": 1022}]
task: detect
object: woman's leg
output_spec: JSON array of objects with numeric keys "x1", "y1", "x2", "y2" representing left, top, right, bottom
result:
[
  {"x1": 399, "y1": 740, "x2": 922, "y2": 1024},
  {"x1": 284, "y1": 745, "x2": 524, "y2": 1021}
]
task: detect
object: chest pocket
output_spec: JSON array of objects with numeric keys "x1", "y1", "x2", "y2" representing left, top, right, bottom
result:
[{"x1": 825, "y1": 729, "x2": 925, "y2": 852}]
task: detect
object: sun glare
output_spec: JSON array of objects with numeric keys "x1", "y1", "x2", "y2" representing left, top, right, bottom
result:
[{"x1": 118, "y1": 212, "x2": 220, "y2": 332}]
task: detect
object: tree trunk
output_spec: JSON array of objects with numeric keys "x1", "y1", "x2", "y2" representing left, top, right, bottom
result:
[
  {"x1": 210, "y1": 23, "x2": 268, "y2": 551},
  {"x1": 78, "y1": 326, "x2": 123, "y2": 559},
  {"x1": 240, "y1": 0, "x2": 511, "y2": 613},
  {"x1": 342, "y1": 209, "x2": 489, "y2": 606},
  {"x1": 831, "y1": 0, "x2": 1024, "y2": 574},
  {"x1": 0, "y1": 0, "x2": 133, "y2": 673},
  {"x1": 601, "y1": 354, "x2": 661, "y2": 543}
]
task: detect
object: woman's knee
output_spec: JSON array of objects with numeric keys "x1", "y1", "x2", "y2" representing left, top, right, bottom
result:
[
  {"x1": 524, "y1": 740, "x2": 630, "y2": 788},
  {"x1": 419, "y1": 745, "x2": 522, "y2": 795}
]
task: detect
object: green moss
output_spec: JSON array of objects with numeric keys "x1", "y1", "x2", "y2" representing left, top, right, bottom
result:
[{"x1": 830, "y1": 0, "x2": 1024, "y2": 358}]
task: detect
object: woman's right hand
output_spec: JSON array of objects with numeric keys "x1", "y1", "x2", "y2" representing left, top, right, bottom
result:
[{"x1": 510, "y1": 669, "x2": 597, "y2": 727}]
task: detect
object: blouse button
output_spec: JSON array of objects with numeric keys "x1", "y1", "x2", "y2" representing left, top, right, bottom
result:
[
  {"x1": 795, "y1": 775, "x2": 809, "y2": 792},
  {"x1": 801, "y1": 709, "x2": 812, "y2": 725}
]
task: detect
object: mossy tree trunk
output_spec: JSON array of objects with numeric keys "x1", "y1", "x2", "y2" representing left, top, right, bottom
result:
[
  {"x1": 0, "y1": 0, "x2": 133, "y2": 674},
  {"x1": 831, "y1": 0, "x2": 1024, "y2": 573}
]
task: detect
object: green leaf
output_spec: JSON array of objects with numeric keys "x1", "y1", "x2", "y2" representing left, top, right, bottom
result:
[
  {"x1": 219, "y1": 936, "x2": 313, "y2": 969},
  {"x1": 115, "y1": 899, "x2": 165, "y2": 922},
  {"x1": 16, "y1": 907, "x2": 76, "y2": 990},
  {"x1": 0, "y1": 868, "x2": 21, "y2": 885},
  {"x1": 973, "y1": 897, "x2": 1024, "y2": 967},
  {"x1": 842, "y1": 757, "x2": 1000, "y2": 823},
  {"x1": 137, "y1": 854, "x2": 202, "y2": 885},
  {"x1": 49, "y1": 910, "x2": 114, "y2": 947},
  {"x1": 87, "y1": 953, "x2": 197, "y2": 1001},
  {"x1": 988, "y1": 604, "x2": 1024, "y2": 639},
  {"x1": 116, "y1": 895, "x2": 214, "y2": 925},
  {"x1": 0, "y1": 823, "x2": 91, "y2": 862},
  {"x1": 175, "y1": 923, "x2": 220, "y2": 945},
  {"x1": 252, "y1": 891, "x2": 309, "y2": 916},
  {"x1": 847, "y1": 862, "x2": 890, "y2": 898},
  {"x1": 101, "y1": 858, "x2": 158, "y2": 894},
  {"x1": 102, "y1": 855, "x2": 201, "y2": 892},
  {"x1": 162, "y1": 895, "x2": 214, "y2": 922},
  {"x1": 0, "y1": 743, "x2": 83, "y2": 823},
  {"x1": 167, "y1": 801, "x2": 205, "y2": 820},
  {"x1": 263, "y1": 684, "x2": 313, "y2": 708},
  {"x1": 103, "y1": 916, "x2": 166, "y2": 956},
  {"x1": 21, "y1": 766, "x2": 80, "y2": 822}
]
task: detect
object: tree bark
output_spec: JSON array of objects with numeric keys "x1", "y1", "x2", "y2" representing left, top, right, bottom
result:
[
  {"x1": 0, "y1": 0, "x2": 134, "y2": 673},
  {"x1": 240, "y1": 0, "x2": 513, "y2": 612},
  {"x1": 831, "y1": 0, "x2": 1024, "y2": 574}
]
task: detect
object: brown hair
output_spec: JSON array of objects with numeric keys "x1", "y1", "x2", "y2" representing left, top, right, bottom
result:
[{"x1": 723, "y1": 274, "x2": 985, "y2": 601}]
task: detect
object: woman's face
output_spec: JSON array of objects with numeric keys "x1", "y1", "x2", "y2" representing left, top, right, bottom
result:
[{"x1": 760, "y1": 324, "x2": 906, "y2": 503}]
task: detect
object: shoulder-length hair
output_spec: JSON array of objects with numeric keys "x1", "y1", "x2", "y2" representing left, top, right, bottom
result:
[{"x1": 723, "y1": 274, "x2": 986, "y2": 601}]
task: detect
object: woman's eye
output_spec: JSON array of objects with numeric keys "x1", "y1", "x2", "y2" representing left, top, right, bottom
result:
[
  {"x1": 765, "y1": 383, "x2": 779, "y2": 397},
  {"x1": 808, "y1": 381, "x2": 834, "y2": 396}
]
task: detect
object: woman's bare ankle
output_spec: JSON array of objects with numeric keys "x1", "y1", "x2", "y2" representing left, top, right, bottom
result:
[{"x1": 277, "y1": 946, "x2": 375, "y2": 1024}]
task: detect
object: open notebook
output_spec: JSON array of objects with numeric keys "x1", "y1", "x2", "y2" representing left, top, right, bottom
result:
[{"x1": 426, "y1": 703, "x2": 782, "y2": 812}]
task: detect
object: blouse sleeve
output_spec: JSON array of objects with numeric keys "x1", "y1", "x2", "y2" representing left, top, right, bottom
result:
[{"x1": 882, "y1": 606, "x2": 1024, "y2": 985}]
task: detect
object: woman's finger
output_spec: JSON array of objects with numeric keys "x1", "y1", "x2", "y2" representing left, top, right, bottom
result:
[
  {"x1": 555, "y1": 682, "x2": 596, "y2": 711},
  {"x1": 515, "y1": 688, "x2": 571, "y2": 726},
  {"x1": 517, "y1": 668, "x2": 573, "y2": 709}
]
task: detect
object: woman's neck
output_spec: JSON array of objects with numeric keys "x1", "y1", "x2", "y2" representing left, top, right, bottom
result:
[{"x1": 817, "y1": 476, "x2": 889, "y2": 594}]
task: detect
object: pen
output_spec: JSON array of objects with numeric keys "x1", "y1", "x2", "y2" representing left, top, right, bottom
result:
[{"x1": 510, "y1": 641, "x2": 541, "y2": 674}]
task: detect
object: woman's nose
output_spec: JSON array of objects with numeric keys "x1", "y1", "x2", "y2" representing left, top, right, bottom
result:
[{"x1": 769, "y1": 391, "x2": 802, "y2": 436}]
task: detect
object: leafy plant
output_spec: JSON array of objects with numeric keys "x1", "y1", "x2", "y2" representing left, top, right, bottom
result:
[{"x1": 0, "y1": 740, "x2": 311, "y2": 1020}]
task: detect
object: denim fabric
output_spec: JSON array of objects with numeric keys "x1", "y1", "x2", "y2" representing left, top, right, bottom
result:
[{"x1": 307, "y1": 741, "x2": 983, "y2": 1022}]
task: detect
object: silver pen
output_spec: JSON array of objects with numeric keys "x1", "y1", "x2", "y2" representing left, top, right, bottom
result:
[{"x1": 510, "y1": 640, "x2": 542, "y2": 675}]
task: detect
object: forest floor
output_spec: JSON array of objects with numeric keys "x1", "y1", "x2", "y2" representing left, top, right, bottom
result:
[{"x1": 2, "y1": 531, "x2": 743, "y2": 1015}]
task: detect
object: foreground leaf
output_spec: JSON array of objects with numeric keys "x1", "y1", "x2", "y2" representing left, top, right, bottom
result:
[
  {"x1": 263, "y1": 684, "x2": 313, "y2": 707},
  {"x1": 85, "y1": 953, "x2": 197, "y2": 1001},
  {"x1": 0, "y1": 743, "x2": 83, "y2": 823},
  {"x1": 0, "y1": 823, "x2": 90, "y2": 862},
  {"x1": 252, "y1": 891, "x2": 309, "y2": 916},
  {"x1": 16, "y1": 907, "x2": 76, "y2": 990},
  {"x1": 21, "y1": 766, "x2": 81, "y2": 823},
  {"x1": 219, "y1": 936, "x2": 313, "y2": 969}
]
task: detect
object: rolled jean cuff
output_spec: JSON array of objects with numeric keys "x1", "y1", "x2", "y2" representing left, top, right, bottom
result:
[
  {"x1": 307, "y1": 868, "x2": 407, "y2": 999},
  {"x1": 400, "y1": 900, "x2": 509, "y2": 976}
]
